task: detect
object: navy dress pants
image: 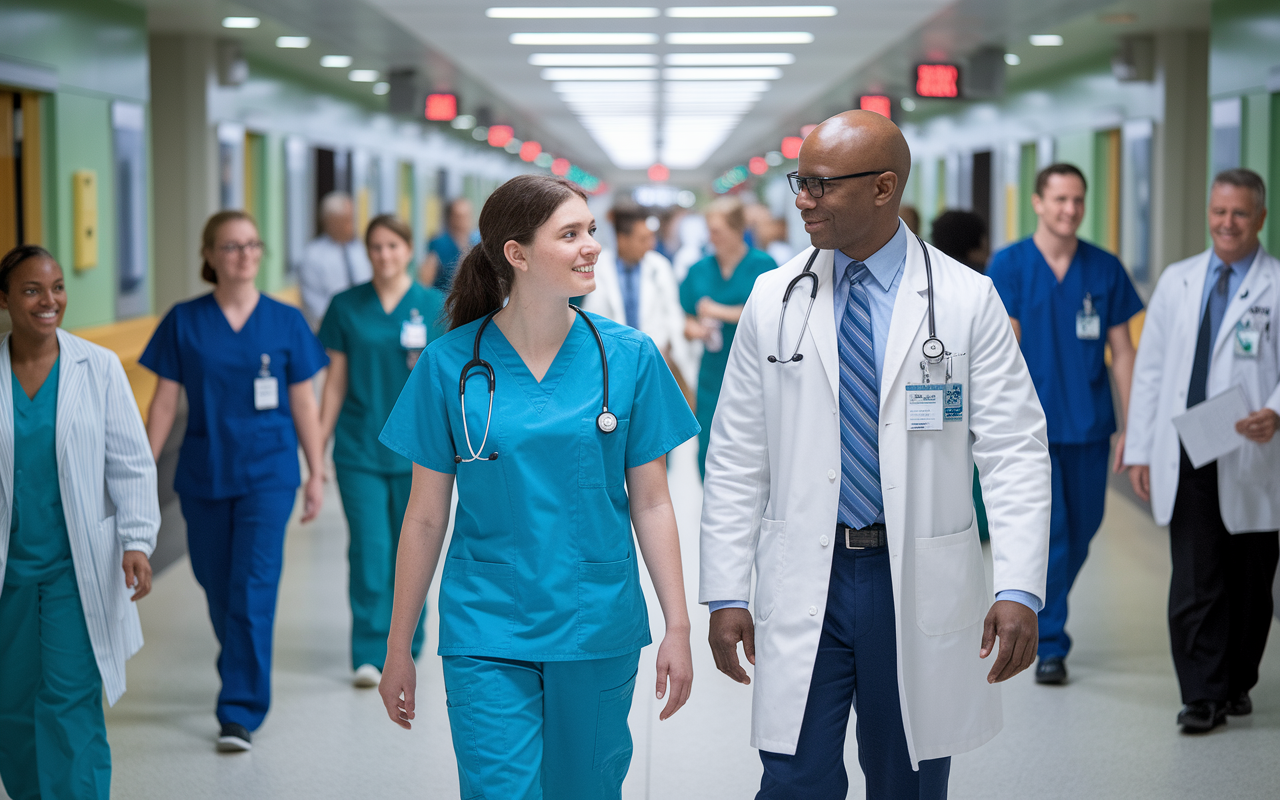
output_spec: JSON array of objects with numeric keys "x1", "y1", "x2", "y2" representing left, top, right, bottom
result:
[{"x1": 758, "y1": 545, "x2": 950, "y2": 800}]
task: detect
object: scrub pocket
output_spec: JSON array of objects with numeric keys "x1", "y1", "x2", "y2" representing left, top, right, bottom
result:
[
  {"x1": 577, "y1": 556, "x2": 648, "y2": 653},
  {"x1": 913, "y1": 522, "x2": 988, "y2": 635},
  {"x1": 444, "y1": 688, "x2": 486, "y2": 800},
  {"x1": 579, "y1": 416, "x2": 630, "y2": 488},
  {"x1": 593, "y1": 670, "x2": 638, "y2": 772},
  {"x1": 439, "y1": 558, "x2": 516, "y2": 653}
]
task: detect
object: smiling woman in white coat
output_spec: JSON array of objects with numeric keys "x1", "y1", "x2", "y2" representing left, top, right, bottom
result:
[
  {"x1": 0, "y1": 245, "x2": 160, "y2": 800},
  {"x1": 1123, "y1": 169, "x2": 1280, "y2": 734},
  {"x1": 700, "y1": 111, "x2": 1051, "y2": 800}
]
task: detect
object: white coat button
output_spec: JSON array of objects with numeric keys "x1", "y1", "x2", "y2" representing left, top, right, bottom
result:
[
  {"x1": 827, "y1": 469, "x2": 837, "y2": 481},
  {"x1": 808, "y1": 606, "x2": 818, "y2": 615},
  {"x1": 820, "y1": 535, "x2": 830, "y2": 547}
]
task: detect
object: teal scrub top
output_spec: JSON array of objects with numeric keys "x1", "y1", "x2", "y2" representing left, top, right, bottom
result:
[
  {"x1": 318, "y1": 281, "x2": 447, "y2": 474},
  {"x1": 6, "y1": 357, "x2": 72, "y2": 586},
  {"x1": 986, "y1": 238, "x2": 1144, "y2": 444},
  {"x1": 679, "y1": 248, "x2": 776, "y2": 397},
  {"x1": 379, "y1": 312, "x2": 700, "y2": 661}
]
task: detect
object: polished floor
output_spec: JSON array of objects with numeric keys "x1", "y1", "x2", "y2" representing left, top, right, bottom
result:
[{"x1": 7, "y1": 440, "x2": 1278, "y2": 799}]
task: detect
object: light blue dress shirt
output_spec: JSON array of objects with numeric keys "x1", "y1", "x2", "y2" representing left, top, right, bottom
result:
[
  {"x1": 1199, "y1": 246, "x2": 1257, "y2": 331},
  {"x1": 710, "y1": 221, "x2": 1042, "y2": 614}
]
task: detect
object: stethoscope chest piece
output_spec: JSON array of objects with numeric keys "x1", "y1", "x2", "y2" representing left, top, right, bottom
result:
[
  {"x1": 597, "y1": 410, "x2": 618, "y2": 434},
  {"x1": 922, "y1": 336, "x2": 945, "y2": 363}
]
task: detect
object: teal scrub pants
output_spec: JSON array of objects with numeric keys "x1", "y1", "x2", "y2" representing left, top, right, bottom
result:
[
  {"x1": 0, "y1": 567, "x2": 110, "y2": 800},
  {"x1": 441, "y1": 650, "x2": 641, "y2": 800},
  {"x1": 335, "y1": 467, "x2": 426, "y2": 670}
]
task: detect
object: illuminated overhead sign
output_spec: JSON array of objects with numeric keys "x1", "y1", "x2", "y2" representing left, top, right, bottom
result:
[
  {"x1": 780, "y1": 136, "x2": 803, "y2": 159},
  {"x1": 519, "y1": 141, "x2": 542, "y2": 161},
  {"x1": 487, "y1": 125, "x2": 514, "y2": 147},
  {"x1": 648, "y1": 163, "x2": 670, "y2": 182},
  {"x1": 858, "y1": 95, "x2": 891, "y2": 118},
  {"x1": 748, "y1": 156, "x2": 768, "y2": 175},
  {"x1": 425, "y1": 94, "x2": 457, "y2": 121},
  {"x1": 915, "y1": 64, "x2": 959, "y2": 98}
]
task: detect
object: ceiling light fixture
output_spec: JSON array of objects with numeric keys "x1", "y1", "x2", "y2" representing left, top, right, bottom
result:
[
  {"x1": 663, "y1": 67, "x2": 783, "y2": 80},
  {"x1": 275, "y1": 36, "x2": 310, "y2": 48},
  {"x1": 530, "y1": 53, "x2": 657, "y2": 66},
  {"x1": 666, "y1": 32, "x2": 814, "y2": 45},
  {"x1": 321, "y1": 55, "x2": 353, "y2": 68},
  {"x1": 373, "y1": 82, "x2": 390, "y2": 95},
  {"x1": 900, "y1": 97, "x2": 916, "y2": 111},
  {"x1": 534, "y1": 152, "x2": 554, "y2": 168},
  {"x1": 541, "y1": 67, "x2": 659, "y2": 81},
  {"x1": 349, "y1": 69, "x2": 380, "y2": 82},
  {"x1": 472, "y1": 126, "x2": 489, "y2": 141},
  {"x1": 665, "y1": 5, "x2": 835, "y2": 17},
  {"x1": 1029, "y1": 34, "x2": 1063, "y2": 46},
  {"x1": 487, "y1": 7, "x2": 659, "y2": 18},
  {"x1": 452, "y1": 114, "x2": 476, "y2": 130},
  {"x1": 510, "y1": 33, "x2": 658, "y2": 46},
  {"x1": 1004, "y1": 53, "x2": 1021, "y2": 65},
  {"x1": 664, "y1": 52, "x2": 794, "y2": 66},
  {"x1": 221, "y1": 17, "x2": 260, "y2": 29}
]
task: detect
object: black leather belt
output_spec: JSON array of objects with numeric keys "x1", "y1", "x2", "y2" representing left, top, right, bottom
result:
[{"x1": 836, "y1": 523, "x2": 887, "y2": 549}]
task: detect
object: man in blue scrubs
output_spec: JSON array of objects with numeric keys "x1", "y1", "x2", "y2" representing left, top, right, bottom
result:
[{"x1": 986, "y1": 163, "x2": 1144, "y2": 685}]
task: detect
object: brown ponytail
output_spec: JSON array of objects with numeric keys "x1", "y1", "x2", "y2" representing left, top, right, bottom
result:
[
  {"x1": 200, "y1": 209, "x2": 258, "y2": 284},
  {"x1": 446, "y1": 175, "x2": 587, "y2": 330}
]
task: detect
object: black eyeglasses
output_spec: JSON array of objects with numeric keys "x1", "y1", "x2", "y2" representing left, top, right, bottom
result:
[
  {"x1": 786, "y1": 170, "x2": 888, "y2": 198},
  {"x1": 215, "y1": 241, "x2": 265, "y2": 256}
]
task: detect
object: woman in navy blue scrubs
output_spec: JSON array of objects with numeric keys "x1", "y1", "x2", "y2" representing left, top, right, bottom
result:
[{"x1": 141, "y1": 210, "x2": 328, "y2": 752}]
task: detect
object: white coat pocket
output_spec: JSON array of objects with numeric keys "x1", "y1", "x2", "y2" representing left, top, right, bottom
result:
[
  {"x1": 753, "y1": 518, "x2": 787, "y2": 622},
  {"x1": 913, "y1": 523, "x2": 988, "y2": 636}
]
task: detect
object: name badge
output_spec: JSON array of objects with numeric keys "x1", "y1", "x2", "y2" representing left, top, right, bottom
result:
[
  {"x1": 1235, "y1": 321, "x2": 1261, "y2": 358},
  {"x1": 401, "y1": 317, "x2": 428, "y2": 350},
  {"x1": 1076, "y1": 292, "x2": 1101, "y2": 340},
  {"x1": 943, "y1": 382, "x2": 964, "y2": 421},
  {"x1": 906, "y1": 384, "x2": 944, "y2": 431},
  {"x1": 254, "y1": 353, "x2": 279, "y2": 410}
]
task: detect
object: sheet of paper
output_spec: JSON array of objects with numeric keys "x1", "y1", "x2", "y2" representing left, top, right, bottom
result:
[{"x1": 1172, "y1": 385, "x2": 1251, "y2": 469}]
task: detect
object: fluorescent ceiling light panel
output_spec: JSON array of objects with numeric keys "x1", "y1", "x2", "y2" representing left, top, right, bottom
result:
[
  {"x1": 664, "y1": 52, "x2": 794, "y2": 66},
  {"x1": 510, "y1": 33, "x2": 658, "y2": 45},
  {"x1": 665, "y1": 5, "x2": 836, "y2": 17},
  {"x1": 373, "y1": 82, "x2": 390, "y2": 95},
  {"x1": 487, "y1": 7, "x2": 659, "y2": 18},
  {"x1": 552, "y1": 81, "x2": 658, "y2": 93},
  {"x1": 349, "y1": 69, "x2": 380, "y2": 82},
  {"x1": 530, "y1": 53, "x2": 657, "y2": 66},
  {"x1": 320, "y1": 55, "x2": 353, "y2": 68},
  {"x1": 1004, "y1": 53, "x2": 1021, "y2": 65},
  {"x1": 276, "y1": 36, "x2": 311, "y2": 48},
  {"x1": 541, "y1": 67, "x2": 659, "y2": 81},
  {"x1": 665, "y1": 80, "x2": 771, "y2": 94},
  {"x1": 664, "y1": 67, "x2": 783, "y2": 80},
  {"x1": 1029, "y1": 34, "x2": 1063, "y2": 46},
  {"x1": 666, "y1": 32, "x2": 814, "y2": 45},
  {"x1": 221, "y1": 17, "x2": 260, "y2": 28}
]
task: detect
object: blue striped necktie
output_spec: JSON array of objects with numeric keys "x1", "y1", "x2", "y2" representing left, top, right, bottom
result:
[{"x1": 838, "y1": 262, "x2": 882, "y2": 528}]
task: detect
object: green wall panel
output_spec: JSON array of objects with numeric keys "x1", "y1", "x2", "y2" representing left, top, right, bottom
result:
[
  {"x1": 1019, "y1": 144, "x2": 1037, "y2": 239},
  {"x1": 0, "y1": 0, "x2": 147, "y2": 101},
  {"x1": 1209, "y1": 0, "x2": 1280, "y2": 97}
]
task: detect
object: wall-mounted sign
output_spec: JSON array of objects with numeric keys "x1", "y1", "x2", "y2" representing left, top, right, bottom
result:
[
  {"x1": 915, "y1": 64, "x2": 960, "y2": 98},
  {"x1": 858, "y1": 95, "x2": 892, "y2": 118}
]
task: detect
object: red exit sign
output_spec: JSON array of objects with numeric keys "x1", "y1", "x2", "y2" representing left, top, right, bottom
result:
[{"x1": 916, "y1": 64, "x2": 960, "y2": 98}]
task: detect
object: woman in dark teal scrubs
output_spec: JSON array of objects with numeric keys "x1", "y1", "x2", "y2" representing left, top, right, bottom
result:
[
  {"x1": 680, "y1": 196, "x2": 777, "y2": 477},
  {"x1": 319, "y1": 215, "x2": 447, "y2": 687},
  {"x1": 0, "y1": 246, "x2": 159, "y2": 800}
]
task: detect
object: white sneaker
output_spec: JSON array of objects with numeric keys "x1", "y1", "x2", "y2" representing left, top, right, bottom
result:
[{"x1": 353, "y1": 664, "x2": 382, "y2": 688}]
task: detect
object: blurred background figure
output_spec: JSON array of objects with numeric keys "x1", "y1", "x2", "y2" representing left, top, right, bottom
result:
[
  {"x1": 931, "y1": 209, "x2": 990, "y2": 273},
  {"x1": 419, "y1": 198, "x2": 480, "y2": 293},
  {"x1": 140, "y1": 211, "x2": 329, "y2": 753},
  {"x1": 758, "y1": 216, "x2": 795, "y2": 267},
  {"x1": 899, "y1": 204, "x2": 921, "y2": 236},
  {"x1": 671, "y1": 213, "x2": 710, "y2": 283},
  {"x1": 318, "y1": 215, "x2": 446, "y2": 690},
  {"x1": 0, "y1": 245, "x2": 159, "y2": 800},
  {"x1": 680, "y1": 196, "x2": 777, "y2": 478},
  {"x1": 298, "y1": 192, "x2": 372, "y2": 328},
  {"x1": 582, "y1": 204, "x2": 690, "y2": 394}
]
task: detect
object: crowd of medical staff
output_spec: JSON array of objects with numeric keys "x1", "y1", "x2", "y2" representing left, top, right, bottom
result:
[{"x1": 0, "y1": 106, "x2": 1275, "y2": 799}]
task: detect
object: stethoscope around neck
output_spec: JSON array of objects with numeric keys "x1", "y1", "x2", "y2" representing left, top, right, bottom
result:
[
  {"x1": 768, "y1": 234, "x2": 945, "y2": 366},
  {"x1": 455, "y1": 305, "x2": 616, "y2": 464}
]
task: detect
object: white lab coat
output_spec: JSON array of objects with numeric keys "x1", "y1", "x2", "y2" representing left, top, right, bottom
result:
[
  {"x1": 1124, "y1": 246, "x2": 1280, "y2": 531},
  {"x1": 700, "y1": 237, "x2": 1050, "y2": 766},
  {"x1": 0, "y1": 329, "x2": 160, "y2": 705},
  {"x1": 581, "y1": 249, "x2": 687, "y2": 357}
]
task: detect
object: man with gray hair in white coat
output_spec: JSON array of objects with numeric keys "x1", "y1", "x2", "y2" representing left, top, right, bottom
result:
[
  {"x1": 700, "y1": 110, "x2": 1051, "y2": 799},
  {"x1": 1123, "y1": 168, "x2": 1280, "y2": 734},
  {"x1": 298, "y1": 191, "x2": 372, "y2": 327}
]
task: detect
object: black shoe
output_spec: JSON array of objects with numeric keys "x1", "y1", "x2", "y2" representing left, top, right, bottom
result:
[
  {"x1": 1225, "y1": 693, "x2": 1252, "y2": 716},
  {"x1": 1035, "y1": 657, "x2": 1067, "y2": 685},
  {"x1": 1177, "y1": 701, "x2": 1227, "y2": 733},
  {"x1": 217, "y1": 723, "x2": 252, "y2": 752}
]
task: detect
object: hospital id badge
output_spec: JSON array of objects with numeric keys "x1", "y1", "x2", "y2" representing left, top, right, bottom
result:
[
  {"x1": 400, "y1": 318, "x2": 427, "y2": 350},
  {"x1": 1234, "y1": 322, "x2": 1261, "y2": 358},
  {"x1": 943, "y1": 382, "x2": 964, "y2": 421},
  {"x1": 254, "y1": 376, "x2": 279, "y2": 410},
  {"x1": 1076, "y1": 311, "x2": 1101, "y2": 340},
  {"x1": 905, "y1": 384, "x2": 944, "y2": 431}
]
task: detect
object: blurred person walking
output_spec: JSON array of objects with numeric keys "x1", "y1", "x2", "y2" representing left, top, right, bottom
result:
[
  {"x1": 318, "y1": 215, "x2": 447, "y2": 688},
  {"x1": 985, "y1": 163, "x2": 1143, "y2": 686},
  {"x1": 141, "y1": 211, "x2": 329, "y2": 752},
  {"x1": 1124, "y1": 169, "x2": 1280, "y2": 733},
  {"x1": 299, "y1": 191, "x2": 372, "y2": 327},
  {"x1": 0, "y1": 245, "x2": 159, "y2": 800},
  {"x1": 680, "y1": 196, "x2": 777, "y2": 477},
  {"x1": 419, "y1": 198, "x2": 480, "y2": 292},
  {"x1": 931, "y1": 209, "x2": 990, "y2": 273}
]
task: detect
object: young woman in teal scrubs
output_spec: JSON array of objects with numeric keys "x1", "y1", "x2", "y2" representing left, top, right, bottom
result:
[
  {"x1": 680, "y1": 195, "x2": 776, "y2": 477},
  {"x1": 0, "y1": 246, "x2": 159, "y2": 800},
  {"x1": 377, "y1": 175, "x2": 699, "y2": 799},
  {"x1": 319, "y1": 214, "x2": 446, "y2": 687}
]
